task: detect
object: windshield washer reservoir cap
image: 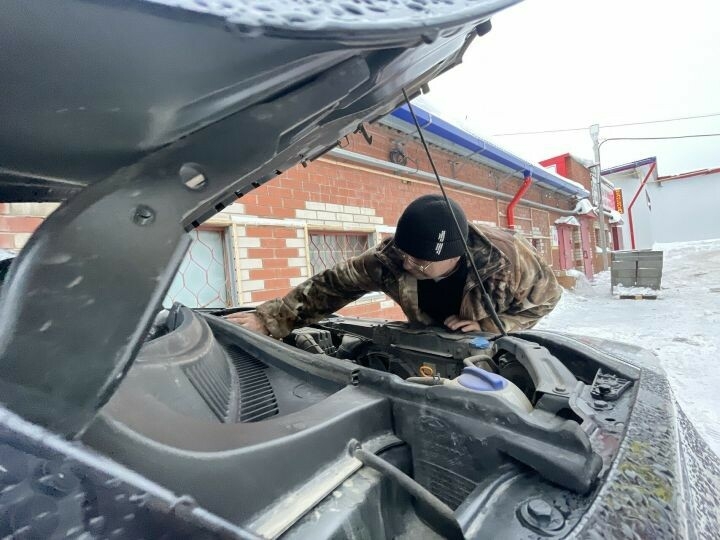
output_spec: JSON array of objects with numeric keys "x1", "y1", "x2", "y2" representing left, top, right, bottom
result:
[
  {"x1": 458, "y1": 366, "x2": 507, "y2": 391},
  {"x1": 470, "y1": 337, "x2": 491, "y2": 349}
]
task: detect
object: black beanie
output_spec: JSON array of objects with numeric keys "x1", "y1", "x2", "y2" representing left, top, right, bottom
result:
[{"x1": 394, "y1": 194, "x2": 469, "y2": 261}]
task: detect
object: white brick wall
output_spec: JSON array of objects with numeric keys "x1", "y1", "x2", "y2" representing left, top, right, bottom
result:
[
  {"x1": 235, "y1": 237, "x2": 260, "y2": 248},
  {"x1": 220, "y1": 203, "x2": 246, "y2": 215},
  {"x1": 296, "y1": 210, "x2": 317, "y2": 220},
  {"x1": 238, "y1": 258, "x2": 262, "y2": 270},
  {"x1": 6, "y1": 203, "x2": 60, "y2": 217},
  {"x1": 287, "y1": 257, "x2": 307, "y2": 267},
  {"x1": 13, "y1": 233, "x2": 32, "y2": 249},
  {"x1": 243, "y1": 280, "x2": 265, "y2": 292}
]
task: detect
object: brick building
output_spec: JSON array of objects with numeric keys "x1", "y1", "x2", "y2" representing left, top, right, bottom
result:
[
  {"x1": 540, "y1": 153, "x2": 621, "y2": 277},
  {"x1": 2, "y1": 104, "x2": 602, "y2": 319}
]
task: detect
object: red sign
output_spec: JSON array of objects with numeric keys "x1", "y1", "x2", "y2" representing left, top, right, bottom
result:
[
  {"x1": 601, "y1": 184, "x2": 616, "y2": 212},
  {"x1": 614, "y1": 189, "x2": 624, "y2": 213}
]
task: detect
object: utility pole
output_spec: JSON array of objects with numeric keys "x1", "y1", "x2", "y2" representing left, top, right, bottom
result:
[{"x1": 590, "y1": 124, "x2": 609, "y2": 271}]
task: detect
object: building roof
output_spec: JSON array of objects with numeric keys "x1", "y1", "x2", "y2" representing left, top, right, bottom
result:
[
  {"x1": 381, "y1": 104, "x2": 590, "y2": 198},
  {"x1": 657, "y1": 167, "x2": 720, "y2": 182},
  {"x1": 600, "y1": 157, "x2": 657, "y2": 176}
]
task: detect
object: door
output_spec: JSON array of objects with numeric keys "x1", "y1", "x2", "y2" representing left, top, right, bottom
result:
[
  {"x1": 556, "y1": 225, "x2": 575, "y2": 270},
  {"x1": 611, "y1": 225, "x2": 623, "y2": 251},
  {"x1": 579, "y1": 217, "x2": 594, "y2": 279}
]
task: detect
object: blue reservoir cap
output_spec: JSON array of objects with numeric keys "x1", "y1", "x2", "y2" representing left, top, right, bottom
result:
[
  {"x1": 470, "y1": 337, "x2": 491, "y2": 349},
  {"x1": 457, "y1": 366, "x2": 508, "y2": 391}
]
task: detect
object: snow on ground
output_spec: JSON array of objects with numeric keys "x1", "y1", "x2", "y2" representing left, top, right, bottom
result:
[{"x1": 537, "y1": 238, "x2": 720, "y2": 456}]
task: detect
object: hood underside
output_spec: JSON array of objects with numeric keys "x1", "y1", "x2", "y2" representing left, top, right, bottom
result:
[
  {"x1": 0, "y1": 0, "x2": 520, "y2": 436},
  {"x1": 1, "y1": 0, "x2": 519, "y2": 203}
]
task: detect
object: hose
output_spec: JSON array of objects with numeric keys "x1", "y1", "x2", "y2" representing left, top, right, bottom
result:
[
  {"x1": 406, "y1": 377, "x2": 444, "y2": 386},
  {"x1": 463, "y1": 354, "x2": 498, "y2": 372},
  {"x1": 294, "y1": 334, "x2": 324, "y2": 354},
  {"x1": 349, "y1": 442, "x2": 464, "y2": 540}
]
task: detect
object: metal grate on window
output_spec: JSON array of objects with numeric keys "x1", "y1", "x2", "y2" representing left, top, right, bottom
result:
[
  {"x1": 309, "y1": 232, "x2": 371, "y2": 274},
  {"x1": 164, "y1": 229, "x2": 231, "y2": 308}
]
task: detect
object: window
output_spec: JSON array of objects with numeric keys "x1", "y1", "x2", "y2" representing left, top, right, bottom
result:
[
  {"x1": 308, "y1": 231, "x2": 372, "y2": 273},
  {"x1": 164, "y1": 229, "x2": 233, "y2": 308}
]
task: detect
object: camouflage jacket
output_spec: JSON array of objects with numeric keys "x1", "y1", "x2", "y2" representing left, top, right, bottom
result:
[{"x1": 256, "y1": 224, "x2": 562, "y2": 338}]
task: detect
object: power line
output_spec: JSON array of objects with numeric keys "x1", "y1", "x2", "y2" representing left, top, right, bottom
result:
[
  {"x1": 599, "y1": 133, "x2": 720, "y2": 147},
  {"x1": 491, "y1": 112, "x2": 720, "y2": 137}
]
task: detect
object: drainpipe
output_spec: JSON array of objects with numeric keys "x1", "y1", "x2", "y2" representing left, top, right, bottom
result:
[
  {"x1": 507, "y1": 171, "x2": 533, "y2": 229},
  {"x1": 627, "y1": 162, "x2": 657, "y2": 249}
]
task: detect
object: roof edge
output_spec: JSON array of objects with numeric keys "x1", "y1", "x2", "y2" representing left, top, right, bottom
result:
[
  {"x1": 386, "y1": 104, "x2": 589, "y2": 197},
  {"x1": 657, "y1": 166, "x2": 720, "y2": 181},
  {"x1": 600, "y1": 156, "x2": 657, "y2": 176}
]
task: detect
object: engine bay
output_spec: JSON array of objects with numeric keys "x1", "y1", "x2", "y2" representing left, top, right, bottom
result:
[{"x1": 80, "y1": 305, "x2": 639, "y2": 539}]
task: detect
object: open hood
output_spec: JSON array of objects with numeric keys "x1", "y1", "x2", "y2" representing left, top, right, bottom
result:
[
  {"x1": 1, "y1": 0, "x2": 519, "y2": 203},
  {"x1": 0, "y1": 0, "x2": 519, "y2": 435}
]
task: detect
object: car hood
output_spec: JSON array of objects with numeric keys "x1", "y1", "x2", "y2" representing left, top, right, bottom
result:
[
  {"x1": 0, "y1": 0, "x2": 520, "y2": 436},
  {"x1": 1, "y1": 0, "x2": 519, "y2": 203}
]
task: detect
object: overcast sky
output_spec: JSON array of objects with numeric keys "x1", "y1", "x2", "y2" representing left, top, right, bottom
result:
[{"x1": 422, "y1": 0, "x2": 720, "y2": 177}]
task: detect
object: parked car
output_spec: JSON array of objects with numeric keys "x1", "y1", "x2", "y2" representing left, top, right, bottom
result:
[{"x1": 1, "y1": 1, "x2": 718, "y2": 539}]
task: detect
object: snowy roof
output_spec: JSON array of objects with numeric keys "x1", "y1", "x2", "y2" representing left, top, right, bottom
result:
[
  {"x1": 605, "y1": 209, "x2": 624, "y2": 224},
  {"x1": 382, "y1": 104, "x2": 590, "y2": 198},
  {"x1": 573, "y1": 198, "x2": 597, "y2": 216},
  {"x1": 657, "y1": 167, "x2": 720, "y2": 182},
  {"x1": 555, "y1": 216, "x2": 580, "y2": 226},
  {"x1": 601, "y1": 157, "x2": 657, "y2": 176}
]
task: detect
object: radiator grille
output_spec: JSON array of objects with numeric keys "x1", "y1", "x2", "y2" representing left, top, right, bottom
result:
[
  {"x1": 415, "y1": 460, "x2": 477, "y2": 510},
  {"x1": 184, "y1": 354, "x2": 231, "y2": 421},
  {"x1": 227, "y1": 347, "x2": 279, "y2": 422}
]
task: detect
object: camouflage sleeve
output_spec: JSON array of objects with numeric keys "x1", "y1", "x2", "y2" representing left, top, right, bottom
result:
[
  {"x1": 482, "y1": 234, "x2": 562, "y2": 333},
  {"x1": 254, "y1": 247, "x2": 386, "y2": 338}
]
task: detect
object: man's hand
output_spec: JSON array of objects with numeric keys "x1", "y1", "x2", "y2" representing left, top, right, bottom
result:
[
  {"x1": 444, "y1": 315, "x2": 481, "y2": 333},
  {"x1": 224, "y1": 311, "x2": 270, "y2": 336}
]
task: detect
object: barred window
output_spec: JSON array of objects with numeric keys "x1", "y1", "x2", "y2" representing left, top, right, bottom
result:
[
  {"x1": 164, "y1": 228, "x2": 233, "y2": 308},
  {"x1": 309, "y1": 232, "x2": 371, "y2": 274}
]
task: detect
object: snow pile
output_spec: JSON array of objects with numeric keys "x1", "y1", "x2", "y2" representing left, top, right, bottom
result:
[{"x1": 538, "y1": 238, "x2": 720, "y2": 456}]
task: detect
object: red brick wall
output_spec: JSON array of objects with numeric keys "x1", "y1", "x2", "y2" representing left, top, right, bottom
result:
[
  {"x1": 2, "y1": 123, "x2": 581, "y2": 323},
  {"x1": 241, "y1": 225, "x2": 305, "y2": 303},
  {"x1": 0, "y1": 204, "x2": 55, "y2": 251},
  {"x1": 565, "y1": 158, "x2": 593, "y2": 192}
]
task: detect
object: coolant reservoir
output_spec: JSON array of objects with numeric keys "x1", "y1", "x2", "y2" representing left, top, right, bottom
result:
[{"x1": 445, "y1": 366, "x2": 533, "y2": 412}]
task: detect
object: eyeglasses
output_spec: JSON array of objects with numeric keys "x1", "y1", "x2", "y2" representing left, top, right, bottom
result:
[{"x1": 398, "y1": 250, "x2": 434, "y2": 273}]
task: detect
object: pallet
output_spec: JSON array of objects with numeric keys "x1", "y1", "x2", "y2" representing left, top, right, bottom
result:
[{"x1": 619, "y1": 294, "x2": 658, "y2": 300}]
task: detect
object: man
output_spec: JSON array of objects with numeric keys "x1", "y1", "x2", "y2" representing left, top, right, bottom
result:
[{"x1": 227, "y1": 194, "x2": 561, "y2": 337}]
